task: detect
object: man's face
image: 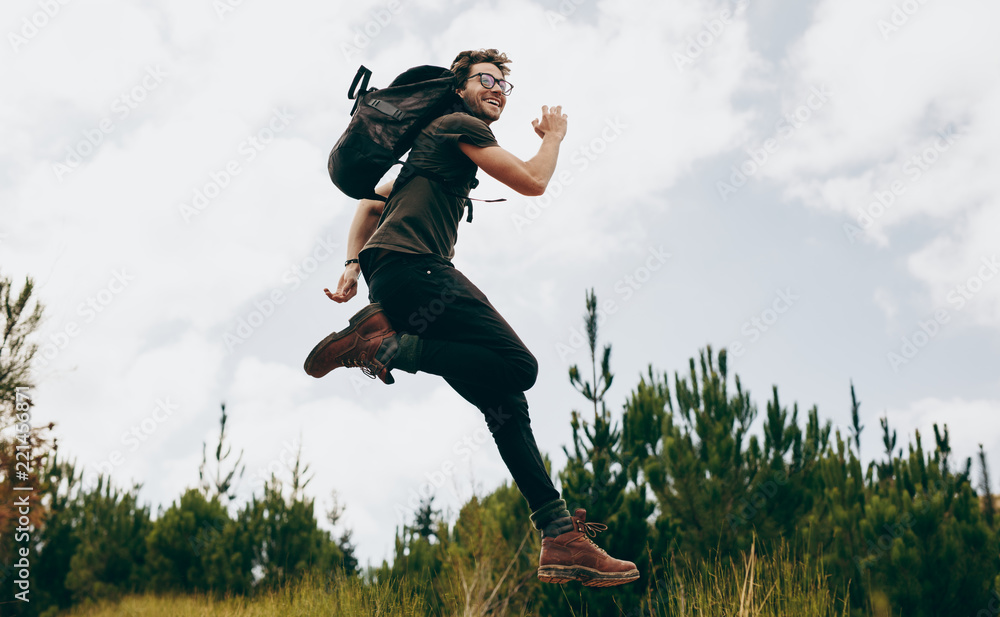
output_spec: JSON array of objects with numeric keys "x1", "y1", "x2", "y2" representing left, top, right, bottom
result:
[{"x1": 458, "y1": 62, "x2": 507, "y2": 124}]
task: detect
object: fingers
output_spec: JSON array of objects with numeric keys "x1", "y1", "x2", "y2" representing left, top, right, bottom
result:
[
  {"x1": 323, "y1": 285, "x2": 356, "y2": 303},
  {"x1": 540, "y1": 105, "x2": 567, "y2": 118}
]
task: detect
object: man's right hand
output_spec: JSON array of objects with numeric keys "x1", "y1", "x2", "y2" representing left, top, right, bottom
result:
[
  {"x1": 531, "y1": 105, "x2": 568, "y2": 140},
  {"x1": 458, "y1": 104, "x2": 568, "y2": 197},
  {"x1": 324, "y1": 265, "x2": 361, "y2": 303}
]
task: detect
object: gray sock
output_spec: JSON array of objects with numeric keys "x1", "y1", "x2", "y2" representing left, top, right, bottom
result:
[
  {"x1": 541, "y1": 516, "x2": 575, "y2": 538},
  {"x1": 390, "y1": 333, "x2": 423, "y2": 374},
  {"x1": 530, "y1": 498, "x2": 573, "y2": 537}
]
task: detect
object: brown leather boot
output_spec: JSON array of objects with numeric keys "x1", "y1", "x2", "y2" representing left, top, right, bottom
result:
[
  {"x1": 537, "y1": 509, "x2": 639, "y2": 587},
  {"x1": 303, "y1": 303, "x2": 398, "y2": 384}
]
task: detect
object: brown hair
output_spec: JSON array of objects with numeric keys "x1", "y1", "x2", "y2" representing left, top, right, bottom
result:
[{"x1": 450, "y1": 49, "x2": 512, "y2": 90}]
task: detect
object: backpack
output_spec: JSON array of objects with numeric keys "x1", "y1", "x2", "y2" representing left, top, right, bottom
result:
[{"x1": 327, "y1": 65, "x2": 463, "y2": 201}]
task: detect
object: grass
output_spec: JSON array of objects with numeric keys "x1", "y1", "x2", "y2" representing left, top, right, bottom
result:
[
  {"x1": 646, "y1": 542, "x2": 851, "y2": 617},
  {"x1": 58, "y1": 542, "x2": 851, "y2": 617},
  {"x1": 56, "y1": 572, "x2": 430, "y2": 617}
]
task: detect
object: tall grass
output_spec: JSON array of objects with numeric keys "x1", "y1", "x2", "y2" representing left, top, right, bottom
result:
[
  {"x1": 58, "y1": 542, "x2": 851, "y2": 617},
  {"x1": 647, "y1": 541, "x2": 851, "y2": 617},
  {"x1": 57, "y1": 571, "x2": 429, "y2": 617}
]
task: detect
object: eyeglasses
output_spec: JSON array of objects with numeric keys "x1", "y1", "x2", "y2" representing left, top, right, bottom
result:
[{"x1": 467, "y1": 73, "x2": 513, "y2": 96}]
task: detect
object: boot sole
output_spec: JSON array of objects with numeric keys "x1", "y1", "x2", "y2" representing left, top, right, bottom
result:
[
  {"x1": 303, "y1": 303, "x2": 386, "y2": 378},
  {"x1": 537, "y1": 565, "x2": 640, "y2": 587}
]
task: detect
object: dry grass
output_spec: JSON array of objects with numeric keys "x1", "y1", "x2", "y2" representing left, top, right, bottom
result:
[
  {"x1": 57, "y1": 571, "x2": 429, "y2": 617},
  {"x1": 58, "y1": 542, "x2": 850, "y2": 617},
  {"x1": 648, "y1": 541, "x2": 851, "y2": 617}
]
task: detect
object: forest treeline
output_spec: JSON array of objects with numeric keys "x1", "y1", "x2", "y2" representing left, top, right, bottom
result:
[{"x1": 1, "y1": 276, "x2": 998, "y2": 617}]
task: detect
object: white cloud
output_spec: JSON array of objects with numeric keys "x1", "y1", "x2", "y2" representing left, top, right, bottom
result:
[
  {"x1": 5, "y1": 0, "x2": 999, "y2": 571},
  {"x1": 873, "y1": 287, "x2": 897, "y2": 322}
]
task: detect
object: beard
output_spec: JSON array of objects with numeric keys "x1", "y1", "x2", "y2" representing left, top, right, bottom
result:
[{"x1": 462, "y1": 94, "x2": 503, "y2": 124}]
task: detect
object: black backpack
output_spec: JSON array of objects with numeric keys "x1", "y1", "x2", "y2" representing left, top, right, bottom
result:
[{"x1": 328, "y1": 65, "x2": 463, "y2": 201}]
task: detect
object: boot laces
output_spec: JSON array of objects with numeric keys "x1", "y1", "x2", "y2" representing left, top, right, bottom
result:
[
  {"x1": 579, "y1": 520, "x2": 609, "y2": 555},
  {"x1": 342, "y1": 354, "x2": 381, "y2": 379}
]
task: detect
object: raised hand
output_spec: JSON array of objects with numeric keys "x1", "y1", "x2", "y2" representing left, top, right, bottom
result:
[{"x1": 532, "y1": 105, "x2": 568, "y2": 140}]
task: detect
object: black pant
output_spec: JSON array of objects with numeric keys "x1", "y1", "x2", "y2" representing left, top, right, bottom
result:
[{"x1": 362, "y1": 250, "x2": 560, "y2": 512}]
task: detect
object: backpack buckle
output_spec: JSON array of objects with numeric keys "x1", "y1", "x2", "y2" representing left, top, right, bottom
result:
[{"x1": 367, "y1": 98, "x2": 403, "y2": 120}]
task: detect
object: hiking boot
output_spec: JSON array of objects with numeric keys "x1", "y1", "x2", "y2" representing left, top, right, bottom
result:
[
  {"x1": 303, "y1": 303, "x2": 398, "y2": 384},
  {"x1": 537, "y1": 509, "x2": 639, "y2": 587}
]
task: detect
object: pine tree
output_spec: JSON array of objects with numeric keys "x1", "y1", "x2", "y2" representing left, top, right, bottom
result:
[
  {"x1": 848, "y1": 381, "x2": 863, "y2": 454},
  {"x1": 249, "y1": 445, "x2": 341, "y2": 589},
  {"x1": 198, "y1": 403, "x2": 246, "y2": 506},
  {"x1": 62, "y1": 477, "x2": 151, "y2": 603},
  {"x1": 543, "y1": 289, "x2": 651, "y2": 616},
  {"x1": 979, "y1": 444, "x2": 995, "y2": 528},
  {"x1": 327, "y1": 489, "x2": 359, "y2": 576},
  {"x1": 559, "y1": 289, "x2": 628, "y2": 525},
  {"x1": 0, "y1": 274, "x2": 43, "y2": 401},
  {"x1": 645, "y1": 347, "x2": 762, "y2": 560},
  {"x1": 413, "y1": 495, "x2": 440, "y2": 541},
  {"x1": 145, "y1": 488, "x2": 230, "y2": 593}
]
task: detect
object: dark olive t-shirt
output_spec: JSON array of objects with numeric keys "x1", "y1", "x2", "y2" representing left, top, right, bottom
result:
[{"x1": 361, "y1": 112, "x2": 498, "y2": 261}]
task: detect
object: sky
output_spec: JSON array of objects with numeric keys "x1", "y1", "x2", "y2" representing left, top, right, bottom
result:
[{"x1": 3, "y1": 0, "x2": 999, "y2": 570}]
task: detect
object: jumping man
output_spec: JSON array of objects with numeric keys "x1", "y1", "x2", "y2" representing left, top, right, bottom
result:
[{"x1": 304, "y1": 49, "x2": 639, "y2": 587}]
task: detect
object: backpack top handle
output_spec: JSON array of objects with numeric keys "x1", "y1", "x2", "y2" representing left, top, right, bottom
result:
[
  {"x1": 348, "y1": 66, "x2": 373, "y2": 115},
  {"x1": 349, "y1": 65, "x2": 373, "y2": 99}
]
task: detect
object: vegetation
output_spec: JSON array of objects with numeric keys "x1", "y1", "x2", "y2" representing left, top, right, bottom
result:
[{"x1": 2, "y1": 278, "x2": 998, "y2": 616}]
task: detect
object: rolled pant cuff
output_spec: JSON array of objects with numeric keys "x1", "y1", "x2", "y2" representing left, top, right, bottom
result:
[{"x1": 529, "y1": 498, "x2": 570, "y2": 530}]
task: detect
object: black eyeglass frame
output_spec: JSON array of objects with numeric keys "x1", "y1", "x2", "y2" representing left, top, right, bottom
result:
[{"x1": 467, "y1": 72, "x2": 513, "y2": 96}]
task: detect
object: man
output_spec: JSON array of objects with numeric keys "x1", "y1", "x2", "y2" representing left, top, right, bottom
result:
[{"x1": 304, "y1": 49, "x2": 638, "y2": 587}]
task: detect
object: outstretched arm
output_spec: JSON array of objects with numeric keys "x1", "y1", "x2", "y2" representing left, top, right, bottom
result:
[
  {"x1": 458, "y1": 105, "x2": 568, "y2": 196},
  {"x1": 325, "y1": 180, "x2": 394, "y2": 303}
]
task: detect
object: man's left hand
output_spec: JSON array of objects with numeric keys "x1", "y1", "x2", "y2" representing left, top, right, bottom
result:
[{"x1": 325, "y1": 266, "x2": 360, "y2": 303}]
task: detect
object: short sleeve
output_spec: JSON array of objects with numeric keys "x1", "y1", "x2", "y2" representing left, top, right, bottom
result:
[{"x1": 429, "y1": 113, "x2": 499, "y2": 150}]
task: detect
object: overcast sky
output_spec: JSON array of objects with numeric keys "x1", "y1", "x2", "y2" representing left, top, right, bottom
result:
[{"x1": 3, "y1": 0, "x2": 999, "y2": 570}]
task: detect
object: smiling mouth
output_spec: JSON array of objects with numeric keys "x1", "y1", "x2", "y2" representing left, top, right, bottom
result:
[{"x1": 484, "y1": 98, "x2": 501, "y2": 108}]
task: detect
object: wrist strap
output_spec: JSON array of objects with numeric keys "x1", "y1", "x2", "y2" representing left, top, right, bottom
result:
[{"x1": 345, "y1": 258, "x2": 360, "y2": 266}]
